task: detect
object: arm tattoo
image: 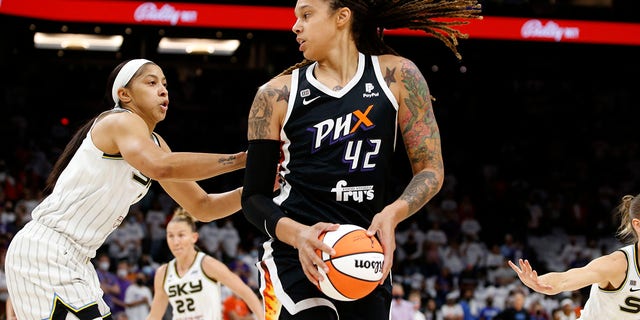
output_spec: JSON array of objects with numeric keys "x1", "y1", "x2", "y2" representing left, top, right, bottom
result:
[
  {"x1": 274, "y1": 85, "x2": 290, "y2": 103},
  {"x1": 399, "y1": 60, "x2": 440, "y2": 166},
  {"x1": 247, "y1": 84, "x2": 288, "y2": 140},
  {"x1": 384, "y1": 67, "x2": 396, "y2": 88},
  {"x1": 217, "y1": 154, "x2": 237, "y2": 166},
  {"x1": 398, "y1": 60, "x2": 444, "y2": 215},
  {"x1": 400, "y1": 171, "x2": 439, "y2": 214}
]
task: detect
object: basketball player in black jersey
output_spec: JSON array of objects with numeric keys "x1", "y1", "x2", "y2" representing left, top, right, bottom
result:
[{"x1": 241, "y1": 1, "x2": 481, "y2": 319}]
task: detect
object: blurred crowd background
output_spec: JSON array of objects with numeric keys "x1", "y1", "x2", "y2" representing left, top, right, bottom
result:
[{"x1": 0, "y1": 0, "x2": 639, "y2": 319}]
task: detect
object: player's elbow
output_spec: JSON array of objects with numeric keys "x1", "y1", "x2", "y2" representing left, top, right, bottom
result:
[{"x1": 140, "y1": 162, "x2": 174, "y2": 181}]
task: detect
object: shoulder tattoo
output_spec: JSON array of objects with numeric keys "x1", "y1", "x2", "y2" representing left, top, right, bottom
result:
[{"x1": 248, "y1": 84, "x2": 289, "y2": 140}]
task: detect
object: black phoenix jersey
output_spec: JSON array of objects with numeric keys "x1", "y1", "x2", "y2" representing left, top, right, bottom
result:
[{"x1": 274, "y1": 52, "x2": 399, "y2": 232}]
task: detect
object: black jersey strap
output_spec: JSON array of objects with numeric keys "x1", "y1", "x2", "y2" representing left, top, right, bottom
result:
[{"x1": 242, "y1": 139, "x2": 283, "y2": 239}]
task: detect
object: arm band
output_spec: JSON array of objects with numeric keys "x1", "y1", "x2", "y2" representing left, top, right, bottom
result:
[{"x1": 242, "y1": 139, "x2": 284, "y2": 239}]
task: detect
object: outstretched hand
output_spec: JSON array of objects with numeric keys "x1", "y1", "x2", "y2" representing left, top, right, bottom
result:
[{"x1": 508, "y1": 259, "x2": 553, "y2": 293}]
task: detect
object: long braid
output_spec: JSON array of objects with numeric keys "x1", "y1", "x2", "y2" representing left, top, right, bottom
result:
[
  {"x1": 278, "y1": 59, "x2": 314, "y2": 77},
  {"x1": 279, "y1": 0, "x2": 482, "y2": 75},
  {"x1": 373, "y1": 0, "x2": 482, "y2": 59}
]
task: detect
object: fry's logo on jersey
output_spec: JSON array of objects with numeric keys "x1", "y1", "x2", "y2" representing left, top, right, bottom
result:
[{"x1": 331, "y1": 180, "x2": 374, "y2": 202}]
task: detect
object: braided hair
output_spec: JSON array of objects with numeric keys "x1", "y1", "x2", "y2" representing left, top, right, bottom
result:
[{"x1": 279, "y1": 0, "x2": 482, "y2": 76}]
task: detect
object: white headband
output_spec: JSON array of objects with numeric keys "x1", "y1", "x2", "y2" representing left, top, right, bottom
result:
[{"x1": 111, "y1": 59, "x2": 152, "y2": 108}]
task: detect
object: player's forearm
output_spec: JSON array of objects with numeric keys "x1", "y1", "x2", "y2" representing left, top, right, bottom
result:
[
  {"x1": 539, "y1": 269, "x2": 592, "y2": 294},
  {"x1": 398, "y1": 170, "x2": 443, "y2": 217},
  {"x1": 153, "y1": 151, "x2": 246, "y2": 181}
]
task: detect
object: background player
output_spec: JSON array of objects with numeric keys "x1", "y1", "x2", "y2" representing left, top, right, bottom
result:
[
  {"x1": 510, "y1": 193, "x2": 640, "y2": 319},
  {"x1": 146, "y1": 207, "x2": 264, "y2": 320}
]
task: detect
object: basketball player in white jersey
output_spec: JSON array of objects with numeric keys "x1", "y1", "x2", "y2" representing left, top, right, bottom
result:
[
  {"x1": 146, "y1": 207, "x2": 264, "y2": 320},
  {"x1": 510, "y1": 193, "x2": 640, "y2": 320},
  {"x1": 5, "y1": 59, "x2": 247, "y2": 320}
]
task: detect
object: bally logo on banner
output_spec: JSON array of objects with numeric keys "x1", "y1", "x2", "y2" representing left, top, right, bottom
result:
[
  {"x1": 134, "y1": 2, "x2": 198, "y2": 26},
  {"x1": 521, "y1": 19, "x2": 580, "y2": 42}
]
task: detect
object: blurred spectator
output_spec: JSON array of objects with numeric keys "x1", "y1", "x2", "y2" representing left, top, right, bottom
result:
[
  {"x1": 408, "y1": 290, "x2": 427, "y2": 320},
  {"x1": 391, "y1": 282, "x2": 415, "y2": 320},
  {"x1": 459, "y1": 288, "x2": 479, "y2": 320},
  {"x1": 124, "y1": 272, "x2": 152, "y2": 320},
  {"x1": 478, "y1": 296, "x2": 500, "y2": 320},
  {"x1": 425, "y1": 221, "x2": 448, "y2": 246},
  {"x1": 0, "y1": 160, "x2": 23, "y2": 202},
  {"x1": 222, "y1": 291, "x2": 252, "y2": 320},
  {"x1": 441, "y1": 291, "x2": 464, "y2": 320},
  {"x1": 15, "y1": 187, "x2": 40, "y2": 220},
  {"x1": 95, "y1": 253, "x2": 121, "y2": 313},
  {"x1": 495, "y1": 291, "x2": 529, "y2": 320},
  {"x1": 198, "y1": 220, "x2": 222, "y2": 259},
  {"x1": 424, "y1": 296, "x2": 443, "y2": 320},
  {"x1": 218, "y1": 218, "x2": 241, "y2": 263},
  {"x1": 236, "y1": 244, "x2": 259, "y2": 289},
  {"x1": 0, "y1": 201, "x2": 16, "y2": 226},
  {"x1": 107, "y1": 213, "x2": 145, "y2": 265},
  {"x1": 434, "y1": 267, "x2": 456, "y2": 306},
  {"x1": 527, "y1": 299, "x2": 551, "y2": 320},
  {"x1": 460, "y1": 234, "x2": 487, "y2": 273},
  {"x1": 145, "y1": 198, "x2": 168, "y2": 262},
  {"x1": 441, "y1": 238, "x2": 466, "y2": 276},
  {"x1": 558, "y1": 236, "x2": 581, "y2": 268},
  {"x1": 112, "y1": 259, "x2": 134, "y2": 317},
  {"x1": 554, "y1": 298, "x2": 577, "y2": 320},
  {"x1": 137, "y1": 254, "x2": 160, "y2": 282},
  {"x1": 485, "y1": 244, "x2": 505, "y2": 274},
  {"x1": 499, "y1": 234, "x2": 518, "y2": 262}
]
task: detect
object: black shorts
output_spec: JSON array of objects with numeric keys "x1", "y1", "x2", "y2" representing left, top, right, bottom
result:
[{"x1": 257, "y1": 239, "x2": 392, "y2": 320}]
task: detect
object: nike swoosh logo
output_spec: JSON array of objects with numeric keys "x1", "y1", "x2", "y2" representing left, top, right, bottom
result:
[
  {"x1": 631, "y1": 288, "x2": 640, "y2": 292},
  {"x1": 302, "y1": 96, "x2": 321, "y2": 105}
]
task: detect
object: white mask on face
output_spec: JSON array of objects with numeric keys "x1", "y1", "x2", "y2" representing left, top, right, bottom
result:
[
  {"x1": 99, "y1": 262, "x2": 110, "y2": 271},
  {"x1": 117, "y1": 269, "x2": 128, "y2": 278}
]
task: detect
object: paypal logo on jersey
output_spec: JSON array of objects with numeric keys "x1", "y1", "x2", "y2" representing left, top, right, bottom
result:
[
  {"x1": 363, "y1": 82, "x2": 379, "y2": 98},
  {"x1": 308, "y1": 105, "x2": 375, "y2": 152}
]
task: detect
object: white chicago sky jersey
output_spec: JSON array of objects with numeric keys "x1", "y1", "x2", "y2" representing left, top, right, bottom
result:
[
  {"x1": 164, "y1": 251, "x2": 223, "y2": 320},
  {"x1": 31, "y1": 117, "x2": 154, "y2": 258},
  {"x1": 579, "y1": 244, "x2": 640, "y2": 319}
]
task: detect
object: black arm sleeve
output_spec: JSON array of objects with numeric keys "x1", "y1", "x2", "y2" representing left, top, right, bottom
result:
[{"x1": 242, "y1": 139, "x2": 285, "y2": 239}]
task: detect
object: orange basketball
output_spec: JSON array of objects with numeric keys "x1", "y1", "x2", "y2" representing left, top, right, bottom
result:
[{"x1": 315, "y1": 224, "x2": 384, "y2": 301}]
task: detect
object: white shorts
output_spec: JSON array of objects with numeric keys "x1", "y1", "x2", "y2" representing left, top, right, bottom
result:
[{"x1": 5, "y1": 220, "x2": 111, "y2": 319}]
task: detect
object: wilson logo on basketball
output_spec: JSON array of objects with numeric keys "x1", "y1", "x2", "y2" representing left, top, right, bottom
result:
[{"x1": 354, "y1": 259, "x2": 383, "y2": 273}]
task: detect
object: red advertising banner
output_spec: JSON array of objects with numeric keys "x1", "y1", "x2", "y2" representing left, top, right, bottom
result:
[{"x1": 2, "y1": 0, "x2": 640, "y2": 45}]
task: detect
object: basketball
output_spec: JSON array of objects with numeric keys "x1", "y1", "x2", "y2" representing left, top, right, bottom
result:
[{"x1": 315, "y1": 224, "x2": 384, "y2": 301}]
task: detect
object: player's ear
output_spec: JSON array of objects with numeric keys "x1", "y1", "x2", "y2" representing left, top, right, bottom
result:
[
  {"x1": 117, "y1": 87, "x2": 132, "y2": 104},
  {"x1": 192, "y1": 232, "x2": 199, "y2": 243},
  {"x1": 335, "y1": 7, "x2": 351, "y2": 28}
]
